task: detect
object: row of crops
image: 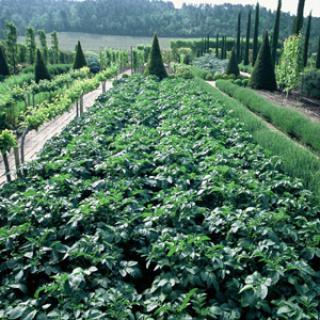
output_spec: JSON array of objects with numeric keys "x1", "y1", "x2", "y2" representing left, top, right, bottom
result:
[
  {"x1": 0, "y1": 75, "x2": 319, "y2": 319},
  {"x1": 0, "y1": 65, "x2": 119, "y2": 182}
]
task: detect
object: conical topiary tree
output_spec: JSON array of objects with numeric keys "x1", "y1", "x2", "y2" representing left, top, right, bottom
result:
[
  {"x1": 226, "y1": 48, "x2": 239, "y2": 77},
  {"x1": 292, "y1": 0, "x2": 305, "y2": 35},
  {"x1": 251, "y1": 31, "x2": 277, "y2": 91},
  {"x1": 35, "y1": 49, "x2": 51, "y2": 83},
  {"x1": 0, "y1": 46, "x2": 10, "y2": 77},
  {"x1": 73, "y1": 41, "x2": 87, "y2": 69},
  {"x1": 145, "y1": 34, "x2": 167, "y2": 80}
]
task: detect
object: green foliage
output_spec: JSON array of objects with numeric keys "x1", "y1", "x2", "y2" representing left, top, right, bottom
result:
[
  {"x1": 51, "y1": 32, "x2": 60, "y2": 64},
  {"x1": 300, "y1": 70, "x2": 320, "y2": 99},
  {"x1": 25, "y1": 27, "x2": 36, "y2": 65},
  {"x1": 35, "y1": 49, "x2": 51, "y2": 83},
  {"x1": 271, "y1": 0, "x2": 281, "y2": 64},
  {"x1": 73, "y1": 41, "x2": 87, "y2": 70},
  {"x1": 292, "y1": 0, "x2": 305, "y2": 35},
  {"x1": 145, "y1": 34, "x2": 167, "y2": 80},
  {"x1": 0, "y1": 129, "x2": 16, "y2": 152},
  {"x1": 277, "y1": 34, "x2": 304, "y2": 94},
  {"x1": 225, "y1": 48, "x2": 240, "y2": 77},
  {"x1": 244, "y1": 10, "x2": 251, "y2": 65},
  {"x1": 0, "y1": 46, "x2": 10, "y2": 77},
  {"x1": 217, "y1": 80, "x2": 320, "y2": 154},
  {"x1": 317, "y1": 36, "x2": 320, "y2": 69},
  {"x1": 0, "y1": 76, "x2": 320, "y2": 319},
  {"x1": 202, "y1": 79, "x2": 320, "y2": 201},
  {"x1": 252, "y1": 3, "x2": 260, "y2": 66},
  {"x1": 251, "y1": 31, "x2": 277, "y2": 91},
  {"x1": 236, "y1": 12, "x2": 241, "y2": 62},
  {"x1": 193, "y1": 54, "x2": 228, "y2": 74},
  {"x1": 303, "y1": 13, "x2": 312, "y2": 67},
  {"x1": 174, "y1": 64, "x2": 194, "y2": 79},
  {"x1": 5, "y1": 22, "x2": 17, "y2": 73},
  {"x1": 38, "y1": 30, "x2": 48, "y2": 64}
]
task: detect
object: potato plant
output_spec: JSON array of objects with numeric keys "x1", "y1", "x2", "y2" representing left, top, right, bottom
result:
[{"x1": 0, "y1": 76, "x2": 319, "y2": 319}]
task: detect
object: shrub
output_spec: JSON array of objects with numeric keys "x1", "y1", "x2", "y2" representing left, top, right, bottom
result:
[
  {"x1": 225, "y1": 48, "x2": 240, "y2": 77},
  {"x1": 251, "y1": 31, "x2": 277, "y2": 91},
  {"x1": 145, "y1": 34, "x2": 167, "y2": 80},
  {"x1": 300, "y1": 70, "x2": 320, "y2": 99},
  {"x1": 35, "y1": 49, "x2": 51, "y2": 83},
  {"x1": 0, "y1": 46, "x2": 10, "y2": 77},
  {"x1": 73, "y1": 41, "x2": 87, "y2": 70},
  {"x1": 175, "y1": 64, "x2": 194, "y2": 79}
]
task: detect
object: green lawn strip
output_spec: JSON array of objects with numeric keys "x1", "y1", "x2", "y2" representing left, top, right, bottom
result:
[
  {"x1": 216, "y1": 80, "x2": 320, "y2": 154},
  {"x1": 197, "y1": 78, "x2": 320, "y2": 203}
]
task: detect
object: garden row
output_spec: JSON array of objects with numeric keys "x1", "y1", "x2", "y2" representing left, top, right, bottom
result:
[{"x1": 0, "y1": 75, "x2": 319, "y2": 319}]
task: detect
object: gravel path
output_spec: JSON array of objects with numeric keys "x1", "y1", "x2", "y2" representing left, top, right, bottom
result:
[{"x1": 0, "y1": 72, "x2": 128, "y2": 185}]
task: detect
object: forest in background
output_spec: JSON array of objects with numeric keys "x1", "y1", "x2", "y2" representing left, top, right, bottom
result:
[{"x1": 0, "y1": 0, "x2": 319, "y2": 43}]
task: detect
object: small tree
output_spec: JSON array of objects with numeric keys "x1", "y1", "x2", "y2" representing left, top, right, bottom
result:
[
  {"x1": 73, "y1": 41, "x2": 87, "y2": 69},
  {"x1": 5, "y1": 22, "x2": 17, "y2": 73},
  {"x1": 35, "y1": 49, "x2": 51, "y2": 83},
  {"x1": 39, "y1": 30, "x2": 48, "y2": 64},
  {"x1": 26, "y1": 27, "x2": 36, "y2": 64},
  {"x1": 51, "y1": 32, "x2": 59, "y2": 64},
  {"x1": 316, "y1": 36, "x2": 320, "y2": 69},
  {"x1": 303, "y1": 12, "x2": 312, "y2": 67},
  {"x1": 226, "y1": 48, "x2": 239, "y2": 77},
  {"x1": 244, "y1": 10, "x2": 251, "y2": 66},
  {"x1": 251, "y1": 31, "x2": 277, "y2": 91},
  {"x1": 271, "y1": 0, "x2": 281, "y2": 64},
  {"x1": 277, "y1": 34, "x2": 304, "y2": 95},
  {"x1": 0, "y1": 46, "x2": 10, "y2": 76},
  {"x1": 145, "y1": 34, "x2": 167, "y2": 80}
]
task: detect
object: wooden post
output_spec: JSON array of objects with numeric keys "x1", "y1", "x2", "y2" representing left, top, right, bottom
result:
[
  {"x1": 1, "y1": 151, "x2": 11, "y2": 182},
  {"x1": 76, "y1": 100, "x2": 79, "y2": 118},
  {"x1": 102, "y1": 81, "x2": 106, "y2": 93},
  {"x1": 20, "y1": 129, "x2": 29, "y2": 164},
  {"x1": 13, "y1": 146, "x2": 21, "y2": 177},
  {"x1": 80, "y1": 94, "x2": 84, "y2": 114}
]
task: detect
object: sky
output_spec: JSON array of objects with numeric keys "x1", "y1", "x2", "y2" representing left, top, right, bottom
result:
[{"x1": 170, "y1": 0, "x2": 320, "y2": 17}]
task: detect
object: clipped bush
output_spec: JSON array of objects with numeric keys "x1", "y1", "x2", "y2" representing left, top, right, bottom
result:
[
  {"x1": 300, "y1": 70, "x2": 320, "y2": 99},
  {"x1": 73, "y1": 41, "x2": 87, "y2": 70},
  {"x1": 175, "y1": 64, "x2": 194, "y2": 79},
  {"x1": 35, "y1": 49, "x2": 51, "y2": 83},
  {"x1": 225, "y1": 48, "x2": 240, "y2": 77}
]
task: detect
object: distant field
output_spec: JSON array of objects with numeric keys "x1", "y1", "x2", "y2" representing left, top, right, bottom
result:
[{"x1": 18, "y1": 32, "x2": 196, "y2": 51}]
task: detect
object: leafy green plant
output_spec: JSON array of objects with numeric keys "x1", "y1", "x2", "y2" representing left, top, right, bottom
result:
[{"x1": 0, "y1": 75, "x2": 319, "y2": 319}]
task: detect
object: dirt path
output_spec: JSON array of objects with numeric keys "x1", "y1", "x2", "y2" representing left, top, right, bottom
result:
[{"x1": 0, "y1": 71, "x2": 130, "y2": 185}]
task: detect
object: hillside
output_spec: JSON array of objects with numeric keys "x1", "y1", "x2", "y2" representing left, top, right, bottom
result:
[{"x1": 0, "y1": 0, "x2": 319, "y2": 42}]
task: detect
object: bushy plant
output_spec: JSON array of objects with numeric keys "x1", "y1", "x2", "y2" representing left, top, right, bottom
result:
[
  {"x1": 193, "y1": 54, "x2": 228, "y2": 74},
  {"x1": 250, "y1": 31, "x2": 277, "y2": 91},
  {"x1": 225, "y1": 48, "x2": 240, "y2": 77},
  {"x1": 145, "y1": 34, "x2": 167, "y2": 80},
  {"x1": 300, "y1": 70, "x2": 320, "y2": 99}
]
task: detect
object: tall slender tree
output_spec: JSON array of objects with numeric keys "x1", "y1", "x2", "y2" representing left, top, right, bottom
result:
[
  {"x1": 317, "y1": 36, "x2": 320, "y2": 69},
  {"x1": 226, "y1": 48, "x2": 239, "y2": 77},
  {"x1": 292, "y1": 0, "x2": 305, "y2": 35},
  {"x1": 145, "y1": 34, "x2": 167, "y2": 80},
  {"x1": 251, "y1": 31, "x2": 277, "y2": 91},
  {"x1": 35, "y1": 49, "x2": 51, "y2": 83},
  {"x1": 252, "y1": 3, "x2": 260, "y2": 66},
  {"x1": 303, "y1": 12, "x2": 312, "y2": 67},
  {"x1": 271, "y1": 0, "x2": 281, "y2": 64},
  {"x1": 244, "y1": 10, "x2": 251, "y2": 65},
  {"x1": 5, "y1": 22, "x2": 17, "y2": 73},
  {"x1": 224, "y1": 36, "x2": 227, "y2": 59},
  {"x1": 51, "y1": 32, "x2": 59, "y2": 64},
  {"x1": 215, "y1": 34, "x2": 219, "y2": 57},
  {"x1": 236, "y1": 12, "x2": 241, "y2": 62},
  {"x1": 73, "y1": 41, "x2": 87, "y2": 69},
  {"x1": 38, "y1": 30, "x2": 48, "y2": 64},
  {"x1": 0, "y1": 46, "x2": 10, "y2": 76},
  {"x1": 26, "y1": 27, "x2": 36, "y2": 64},
  {"x1": 207, "y1": 34, "x2": 210, "y2": 53}
]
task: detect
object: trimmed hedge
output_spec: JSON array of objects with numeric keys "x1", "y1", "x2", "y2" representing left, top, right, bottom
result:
[
  {"x1": 216, "y1": 80, "x2": 320, "y2": 154},
  {"x1": 197, "y1": 78, "x2": 320, "y2": 203}
]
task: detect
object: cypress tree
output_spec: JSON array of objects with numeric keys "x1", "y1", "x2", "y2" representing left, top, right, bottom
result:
[
  {"x1": 292, "y1": 0, "x2": 305, "y2": 35},
  {"x1": 216, "y1": 34, "x2": 219, "y2": 57},
  {"x1": 35, "y1": 49, "x2": 51, "y2": 83},
  {"x1": 224, "y1": 37, "x2": 227, "y2": 59},
  {"x1": 207, "y1": 34, "x2": 210, "y2": 53},
  {"x1": 252, "y1": 3, "x2": 260, "y2": 66},
  {"x1": 303, "y1": 12, "x2": 312, "y2": 67},
  {"x1": 226, "y1": 48, "x2": 239, "y2": 77},
  {"x1": 236, "y1": 12, "x2": 241, "y2": 62},
  {"x1": 271, "y1": 0, "x2": 281, "y2": 64},
  {"x1": 316, "y1": 36, "x2": 320, "y2": 69},
  {"x1": 73, "y1": 41, "x2": 87, "y2": 69},
  {"x1": 251, "y1": 31, "x2": 277, "y2": 91},
  {"x1": 244, "y1": 10, "x2": 251, "y2": 65},
  {"x1": 145, "y1": 34, "x2": 167, "y2": 80},
  {"x1": 0, "y1": 46, "x2": 10, "y2": 77}
]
